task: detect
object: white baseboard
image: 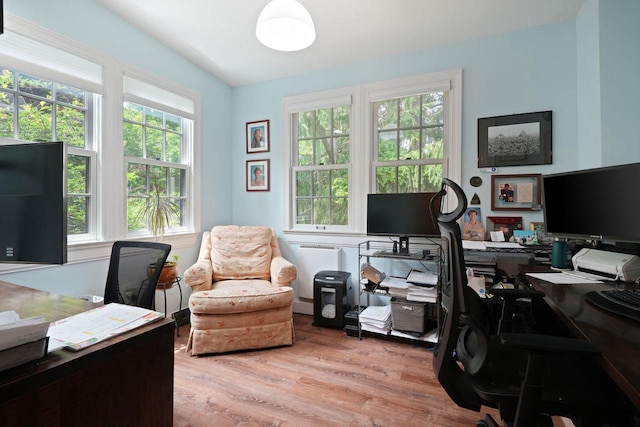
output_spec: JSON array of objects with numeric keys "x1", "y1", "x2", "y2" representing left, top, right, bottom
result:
[{"x1": 293, "y1": 299, "x2": 313, "y2": 315}]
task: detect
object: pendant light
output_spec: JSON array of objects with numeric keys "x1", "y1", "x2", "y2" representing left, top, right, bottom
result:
[{"x1": 256, "y1": 0, "x2": 315, "y2": 52}]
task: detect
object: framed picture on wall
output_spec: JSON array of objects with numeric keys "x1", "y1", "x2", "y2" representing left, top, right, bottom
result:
[
  {"x1": 478, "y1": 111, "x2": 552, "y2": 167},
  {"x1": 246, "y1": 120, "x2": 270, "y2": 154},
  {"x1": 246, "y1": 159, "x2": 270, "y2": 192},
  {"x1": 490, "y1": 174, "x2": 541, "y2": 211}
]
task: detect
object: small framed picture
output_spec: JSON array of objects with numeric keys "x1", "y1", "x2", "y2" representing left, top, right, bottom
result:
[
  {"x1": 478, "y1": 111, "x2": 552, "y2": 167},
  {"x1": 491, "y1": 174, "x2": 541, "y2": 211},
  {"x1": 462, "y1": 207, "x2": 485, "y2": 241},
  {"x1": 246, "y1": 159, "x2": 270, "y2": 192},
  {"x1": 246, "y1": 120, "x2": 270, "y2": 154},
  {"x1": 487, "y1": 216, "x2": 524, "y2": 242},
  {"x1": 513, "y1": 230, "x2": 538, "y2": 245}
]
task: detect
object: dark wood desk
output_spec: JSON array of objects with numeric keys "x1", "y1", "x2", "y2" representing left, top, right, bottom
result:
[
  {"x1": 524, "y1": 274, "x2": 640, "y2": 409},
  {"x1": 0, "y1": 280, "x2": 174, "y2": 426}
]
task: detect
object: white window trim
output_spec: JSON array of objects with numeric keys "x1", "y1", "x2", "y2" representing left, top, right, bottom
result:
[
  {"x1": 0, "y1": 13, "x2": 201, "y2": 274},
  {"x1": 281, "y1": 69, "x2": 462, "y2": 247}
]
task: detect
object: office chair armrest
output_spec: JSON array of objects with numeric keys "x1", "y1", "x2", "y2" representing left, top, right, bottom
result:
[
  {"x1": 489, "y1": 289, "x2": 545, "y2": 300},
  {"x1": 184, "y1": 260, "x2": 213, "y2": 292},
  {"x1": 271, "y1": 256, "x2": 297, "y2": 286},
  {"x1": 500, "y1": 333, "x2": 598, "y2": 355}
]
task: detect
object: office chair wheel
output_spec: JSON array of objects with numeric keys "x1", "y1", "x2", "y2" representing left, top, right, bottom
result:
[{"x1": 476, "y1": 414, "x2": 500, "y2": 427}]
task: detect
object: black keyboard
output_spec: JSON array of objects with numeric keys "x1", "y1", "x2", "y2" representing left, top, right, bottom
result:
[{"x1": 585, "y1": 289, "x2": 640, "y2": 322}]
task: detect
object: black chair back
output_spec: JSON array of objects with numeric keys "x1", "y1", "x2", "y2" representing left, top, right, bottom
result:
[{"x1": 104, "y1": 241, "x2": 171, "y2": 310}]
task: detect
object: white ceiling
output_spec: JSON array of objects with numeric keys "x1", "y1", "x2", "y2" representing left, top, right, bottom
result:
[{"x1": 97, "y1": 0, "x2": 585, "y2": 88}]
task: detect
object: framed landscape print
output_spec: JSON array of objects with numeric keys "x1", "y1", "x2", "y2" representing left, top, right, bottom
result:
[
  {"x1": 246, "y1": 120, "x2": 270, "y2": 154},
  {"x1": 246, "y1": 159, "x2": 270, "y2": 192},
  {"x1": 478, "y1": 111, "x2": 552, "y2": 167}
]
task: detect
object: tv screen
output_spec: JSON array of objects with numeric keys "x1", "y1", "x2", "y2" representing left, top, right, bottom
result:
[
  {"x1": 542, "y1": 162, "x2": 640, "y2": 244},
  {"x1": 0, "y1": 142, "x2": 67, "y2": 264},
  {"x1": 367, "y1": 192, "x2": 440, "y2": 239}
]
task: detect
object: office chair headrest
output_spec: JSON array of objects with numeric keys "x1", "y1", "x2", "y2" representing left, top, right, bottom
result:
[{"x1": 431, "y1": 178, "x2": 467, "y2": 224}]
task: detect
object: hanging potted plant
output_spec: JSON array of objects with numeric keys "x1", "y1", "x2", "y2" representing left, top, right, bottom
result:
[{"x1": 138, "y1": 174, "x2": 181, "y2": 289}]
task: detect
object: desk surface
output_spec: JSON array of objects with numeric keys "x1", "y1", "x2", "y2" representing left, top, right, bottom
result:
[
  {"x1": 0, "y1": 280, "x2": 174, "y2": 426},
  {"x1": 525, "y1": 274, "x2": 640, "y2": 409}
]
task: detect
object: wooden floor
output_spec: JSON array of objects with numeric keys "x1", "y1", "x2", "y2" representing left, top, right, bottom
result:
[{"x1": 172, "y1": 313, "x2": 513, "y2": 426}]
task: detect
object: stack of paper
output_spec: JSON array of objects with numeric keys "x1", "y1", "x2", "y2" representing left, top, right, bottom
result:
[
  {"x1": 359, "y1": 305, "x2": 392, "y2": 335},
  {"x1": 406, "y1": 286, "x2": 437, "y2": 303},
  {"x1": 0, "y1": 311, "x2": 50, "y2": 372}
]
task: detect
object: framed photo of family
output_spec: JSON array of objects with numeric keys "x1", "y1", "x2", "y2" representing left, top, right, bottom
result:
[
  {"x1": 246, "y1": 120, "x2": 270, "y2": 154},
  {"x1": 491, "y1": 174, "x2": 541, "y2": 211},
  {"x1": 246, "y1": 159, "x2": 270, "y2": 192},
  {"x1": 478, "y1": 111, "x2": 552, "y2": 167}
]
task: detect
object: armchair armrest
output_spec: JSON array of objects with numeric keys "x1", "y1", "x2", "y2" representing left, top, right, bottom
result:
[
  {"x1": 184, "y1": 260, "x2": 213, "y2": 293},
  {"x1": 271, "y1": 256, "x2": 297, "y2": 286}
]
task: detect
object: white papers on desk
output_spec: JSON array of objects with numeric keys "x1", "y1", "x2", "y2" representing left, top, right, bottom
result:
[
  {"x1": 0, "y1": 311, "x2": 49, "y2": 352},
  {"x1": 462, "y1": 240, "x2": 524, "y2": 250},
  {"x1": 526, "y1": 272, "x2": 604, "y2": 285},
  {"x1": 48, "y1": 303, "x2": 163, "y2": 351}
]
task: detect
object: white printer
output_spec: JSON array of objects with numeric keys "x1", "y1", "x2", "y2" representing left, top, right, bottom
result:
[{"x1": 572, "y1": 248, "x2": 640, "y2": 282}]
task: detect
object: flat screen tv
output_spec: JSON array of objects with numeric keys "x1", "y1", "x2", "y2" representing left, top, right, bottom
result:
[
  {"x1": 367, "y1": 192, "x2": 440, "y2": 253},
  {"x1": 542, "y1": 162, "x2": 640, "y2": 244},
  {"x1": 0, "y1": 141, "x2": 67, "y2": 264}
]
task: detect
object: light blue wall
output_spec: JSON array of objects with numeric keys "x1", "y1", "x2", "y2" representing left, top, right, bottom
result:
[{"x1": 599, "y1": 0, "x2": 640, "y2": 165}]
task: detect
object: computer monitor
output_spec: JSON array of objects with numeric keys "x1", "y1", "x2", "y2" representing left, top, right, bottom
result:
[
  {"x1": 542, "y1": 162, "x2": 640, "y2": 245},
  {"x1": 0, "y1": 141, "x2": 67, "y2": 264},
  {"x1": 366, "y1": 192, "x2": 440, "y2": 253}
]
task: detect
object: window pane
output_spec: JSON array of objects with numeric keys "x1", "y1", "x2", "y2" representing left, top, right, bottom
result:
[
  {"x1": 19, "y1": 97, "x2": 52, "y2": 141},
  {"x1": 124, "y1": 122, "x2": 143, "y2": 157},
  {"x1": 315, "y1": 108, "x2": 331, "y2": 138},
  {"x1": 378, "y1": 130, "x2": 397, "y2": 161},
  {"x1": 397, "y1": 165, "x2": 419, "y2": 193},
  {"x1": 376, "y1": 166, "x2": 397, "y2": 193},
  {"x1": 146, "y1": 127, "x2": 163, "y2": 160},
  {"x1": 145, "y1": 107, "x2": 163, "y2": 128},
  {"x1": 422, "y1": 127, "x2": 444, "y2": 159},
  {"x1": 314, "y1": 138, "x2": 331, "y2": 165},
  {"x1": 0, "y1": 92, "x2": 14, "y2": 138},
  {"x1": 18, "y1": 74, "x2": 52, "y2": 99},
  {"x1": 398, "y1": 129, "x2": 420, "y2": 160},
  {"x1": 166, "y1": 132, "x2": 181, "y2": 162},
  {"x1": 298, "y1": 139, "x2": 313, "y2": 166},
  {"x1": 0, "y1": 69, "x2": 14, "y2": 88},
  {"x1": 56, "y1": 84, "x2": 85, "y2": 107},
  {"x1": 399, "y1": 95, "x2": 420, "y2": 128},
  {"x1": 313, "y1": 198, "x2": 329, "y2": 224},
  {"x1": 334, "y1": 105, "x2": 350, "y2": 135},
  {"x1": 127, "y1": 196, "x2": 147, "y2": 231},
  {"x1": 335, "y1": 136, "x2": 350, "y2": 164},
  {"x1": 67, "y1": 195, "x2": 88, "y2": 235},
  {"x1": 56, "y1": 105, "x2": 85, "y2": 147},
  {"x1": 377, "y1": 99, "x2": 397, "y2": 130},
  {"x1": 313, "y1": 170, "x2": 330, "y2": 197},
  {"x1": 331, "y1": 197, "x2": 348, "y2": 225},
  {"x1": 127, "y1": 163, "x2": 147, "y2": 196},
  {"x1": 296, "y1": 171, "x2": 312, "y2": 197},
  {"x1": 166, "y1": 113, "x2": 181, "y2": 132},
  {"x1": 422, "y1": 92, "x2": 444, "y2": 126},
  {"x1": 298, "y1": 111, "x2": 313, "y2": 139},
  {"x1": 296, "y1": 198, "x2": 312, "y2": 224},
  {"x1": 124, "y1": 102, "x2": 143, "y2": 122},
  {"x1": 168, "y1": 168, "x2": 183, "y2": 197},
  {"x1": 420, "y1": 164, "x2": 443, "y2": 192},
  {"x1": 331, "y1": 169, "x2": 348, "y2": 197},
  {"x1": 67, "y1": 154, "x2": 88, "y2": 193}
]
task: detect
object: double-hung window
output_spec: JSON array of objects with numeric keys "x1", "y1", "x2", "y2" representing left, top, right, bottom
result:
[
  {"x1": 283, "y1": 70, "x2": 461, "y2": 238},
  {"x1": 123, "y1": 75, "x2": 194, "y2": 237}
]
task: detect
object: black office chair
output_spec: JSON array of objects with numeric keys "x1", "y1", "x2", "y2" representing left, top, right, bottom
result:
[
  {"x1": 430, "y1": 179, "x2": 637, "y2": 427},
  {"x1": 104, "y1": 241, "x2": 172, "y2": 310}
]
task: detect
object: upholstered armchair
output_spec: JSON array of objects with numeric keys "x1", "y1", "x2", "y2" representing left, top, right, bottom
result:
[{"x1": 184, "y1": 225, "x2": 297, "y2": 355}]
